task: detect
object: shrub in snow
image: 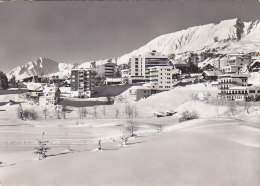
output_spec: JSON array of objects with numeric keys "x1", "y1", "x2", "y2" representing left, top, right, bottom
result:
[
  {"x1": 17, "y1": 104, "x2": 38, "y2": 120},
  {"x1": 179, "y1": 110, "x2": 199, "y2": 122},
  {"x1": 23, "y1": 109, "x2": 38, "y2": 120}
]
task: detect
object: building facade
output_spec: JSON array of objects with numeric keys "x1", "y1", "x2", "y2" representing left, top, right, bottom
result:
[
  {"x1": 96, "y1": 62, "x2": 117, "y2": 78},
  {"x1": 220, "y1": 54, "x2": 252, "y2": 74},
  {"x1": 39, "y1": 86, "x2": 61, "y2": 107},
  {"x1": 71, "y1": 68, "x2": 95, "y2": 98},
  {"x1": 218, "y1": 74, "x2": 249, "y2": 100},
  {"x1": 129, "y1": 50, "x2": 169, "y2": 78},
  {"x1": 129, "y1": 86, "x2": 152, "y2": 101},
  {"x1": 147, "y1": 66, "x2": 180, "y2": 91}
]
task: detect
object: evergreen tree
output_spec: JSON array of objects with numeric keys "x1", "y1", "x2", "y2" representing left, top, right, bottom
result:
[
  {"x1": 34, "y1": 132, "x2": 50, "y2": 160},
  {"x1": 0, "y1": 71, "x2": 8, "y2": 89}
]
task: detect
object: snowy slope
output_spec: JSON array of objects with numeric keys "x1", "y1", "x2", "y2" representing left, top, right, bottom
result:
[{"x1": 106, "y1": 18, "x2": 259, "y2": 65}]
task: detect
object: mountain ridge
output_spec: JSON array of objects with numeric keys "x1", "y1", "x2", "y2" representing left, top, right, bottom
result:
[{"x1": 7, "y1": 18, "x2": 260, "y2": 80}]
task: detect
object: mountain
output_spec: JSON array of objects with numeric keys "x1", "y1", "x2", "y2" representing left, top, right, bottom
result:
[
  {"x1": 115, "y1": 18, "x2": 260, "y2": 64},
  {"x1": 7, "y1": 57, "x2": 74, "y2": 80},
  {"x1": 7, "y1": 18, "x2": 260, "y2": 80}
]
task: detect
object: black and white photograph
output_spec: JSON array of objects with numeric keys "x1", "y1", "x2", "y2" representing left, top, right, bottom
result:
[{"x1": 0, "y1": 0, "x2": 260, "y2": 185}]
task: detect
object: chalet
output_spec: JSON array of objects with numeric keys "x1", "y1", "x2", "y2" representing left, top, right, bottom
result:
[
  {"x1": 202, "y1": 70, "x2": 222, "y2": 81},
  {"x1": 170, "y1": 60, "x2": 190, "y2": 74}
]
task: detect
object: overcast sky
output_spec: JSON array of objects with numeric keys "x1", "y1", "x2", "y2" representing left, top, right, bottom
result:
[{"x1": 0, "y1": 0, "x2": 260, "y2": 72}]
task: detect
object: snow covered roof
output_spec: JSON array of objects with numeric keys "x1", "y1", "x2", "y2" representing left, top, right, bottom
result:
[
  {"x1": 219, "y1": 74, "x2": 249, "y2": 78},
  {"x1": 203, "y1": 70, "x2": 222, "y2": 77},
  {"x1": 43, "y1": 86, "x2": 59, "y2": 93},
  {"x1": 170, "y1": 60, "x2": 188, "y2": 65}
]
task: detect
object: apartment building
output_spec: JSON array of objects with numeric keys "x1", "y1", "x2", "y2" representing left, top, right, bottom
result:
[
  {"x1": 129, "y1": 55, "x2": 146, "y2": 77},
  {"x1": 221, "y1": 54, "x2": 252, "y2": 73},
  {"x1": 147, "y1": 66, "x2": 180, "y2": 91},
  {"x1": 96, "y1": 62, "x2": 117, "y2": 78},
  {"x1": 129, "y1": 50, "x2": 169, "y2": 78},
  {"x1": 227, "y1": 54, "x2": 251, "y2": 66},
  {"x1": 218, "y1": 74, "x2": 249, "y2": 100},
  {"x1": 70, "y1": 68, "x2": 95, "y2": 98}
]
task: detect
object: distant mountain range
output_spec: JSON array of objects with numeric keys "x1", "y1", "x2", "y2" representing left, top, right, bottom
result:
[
  {"x1": 7, "y1": 58, "x2": 74, "y2": 80},
  {"x1": 7, "y1": 18, "x2": 260, "y2": 80}
]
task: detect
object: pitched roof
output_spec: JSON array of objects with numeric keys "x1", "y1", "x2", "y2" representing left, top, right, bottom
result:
[{"x1": 203, "y1": 70, "x2": 222, "y2": 77}]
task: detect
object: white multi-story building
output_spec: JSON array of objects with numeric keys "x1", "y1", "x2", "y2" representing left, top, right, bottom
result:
[
  {"x1": 218, "y1": 74, "x2": 249, "y2": 100},
  {"x1": 129, "y1": 50, "x2": 169, "y2": 78},
  {"x1": 146, "y1": 66, "x2": 181, "y2": 91},
  {"x1": 129, "y1": 55, "x2": 146, "y2": 77}
]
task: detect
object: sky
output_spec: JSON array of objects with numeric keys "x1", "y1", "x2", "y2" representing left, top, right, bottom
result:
[{"x1": 0, "y1": 0, "x2": 260, "y2": 73}]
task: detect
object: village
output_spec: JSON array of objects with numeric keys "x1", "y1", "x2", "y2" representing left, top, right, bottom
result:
[
  {"x1": 3, "y1": 50, "x2": 260, "y2": 110},
  {"x1": 0, "y1": 1, "x2": 260, "y2": 185}
]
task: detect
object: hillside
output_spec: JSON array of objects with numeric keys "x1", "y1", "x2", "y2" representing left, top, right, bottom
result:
[
  {"x1": 116, "y1": 18, "x2": 260, "y2": 64},
  {"x1": 7, "y1": 18, "x2": 260, "y2": 80}
]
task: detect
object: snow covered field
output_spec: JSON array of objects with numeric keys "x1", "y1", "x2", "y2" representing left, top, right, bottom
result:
[{"x1": 0, "y1": 84, "x2": 259, "y2": 186}]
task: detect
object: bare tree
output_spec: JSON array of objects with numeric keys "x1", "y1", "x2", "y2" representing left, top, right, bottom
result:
[
  {"x1": 115, "y1": 107, "x2": 119, "y2": 118},
  {"x1": 106, "y1": 94, "x2": 113, "y2": 104},
  {"x1": 228, "y1": 100, "x2": 236, "y2": 116},
  {"x1": 113, "y1": 128, "x2": 130, "y2": 147},
  {"x1": 117, "y1": 95, "x2": 124, "y2": 103},
  {"x1": 102, "y1": 106, "x2": 106, "y2": 117},
  {"x1": 78, "y1": 107, "x2": 87, "y2": 120},
  {"x1": 124, "y1": 104, "x2": 138, "y2": 137},
  {"x1": 61, "y1": 106, "x2": 67, "y2": 119},
  {"x1": 17, "y1": 103, "x2": 24, "y2": 120},
  {"x1": 93, "y1": 106, "x2": 98, "y2": 119},
  {"x1": 82, "y1": 107, "x2": 87, "y2": 119},
  {"x1": 244, "y1": 101, "x2": 251, "y2": 114},
  {"x1": 56, "y1": 109, "x2": 61, "y2": 120},
  {"x1": 42, "y1": 107, "x2": 47, "y2": 120},
  {"x1": 120, "y1": 128, "x2": 130, "y2": 146}
]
